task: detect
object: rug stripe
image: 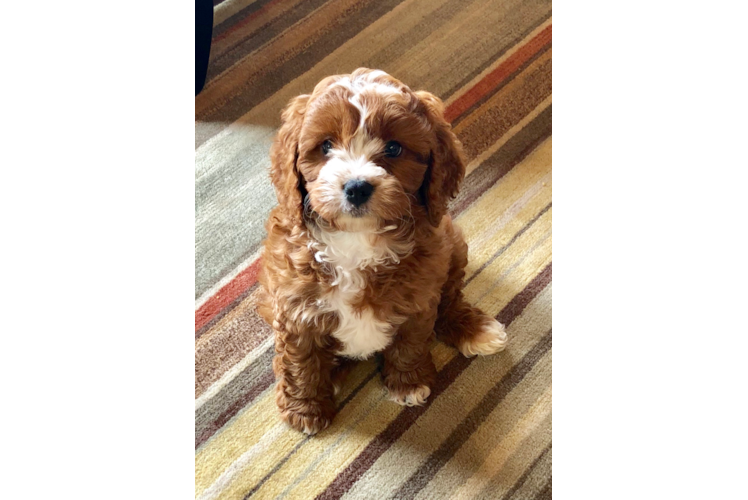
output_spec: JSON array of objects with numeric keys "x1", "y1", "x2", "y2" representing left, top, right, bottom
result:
[
  {"x1": 420, "y1": 385, "x2": 552, "y2": 499},
  {"x1": 455, "y1": 48, "x2": 552, "y2": 161},
  {"x1": 442, "y1": 16, "x2": 551, "y2": 108},
  {"x1": 195, "y1": 290, "x2": 272, "y2": 398},
  {"x1": 464, "y1": 96, "x2": 551, "y2": 177},
  {"x1": 465, "y1": 203, "x2": 551, "y2": 287},
  {"x1": 454, "y1": 107, "x2": 552, "y2": 215},
  {"x1": 213, "y1": 0, "x2": 288, "y2": 42},
  {"x1": 500, "y1": 443, "x2": 552, "y2": 500},
  {"x1": 196, "y1": 336, "x2": 274, "y2": 410},
  {"x1": 208, "y1": 0, "x2": 333, "y2": 83},
  {"x1": 195, "y1": 282, "x2": 259, "y2": 340},
  {"x1": 196, "y1": 346, "x2": 275, "y2": 445},
  {"x1": 445, "y1": 23, "x2": 552, "y2": 123}
]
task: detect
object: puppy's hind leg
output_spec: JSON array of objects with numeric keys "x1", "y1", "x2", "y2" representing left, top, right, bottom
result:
[{"x1": 435, "y1": 226, "x2": 507, "y2": 357}]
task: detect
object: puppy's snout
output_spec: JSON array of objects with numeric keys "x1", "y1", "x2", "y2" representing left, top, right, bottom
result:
[{"x1": 343, "y1": 179, "x2": 374, "y2": 207}]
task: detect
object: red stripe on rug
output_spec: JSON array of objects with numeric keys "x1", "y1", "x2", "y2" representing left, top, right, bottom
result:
[
  {"x1": 444, "y1": 23, "x2": 552, "y2": 123},
  {"x1": 551, "y1": 24, "x2": 748, "y2": 44},
  {"x1": 195, "y1": 257, "x2": 263, "y2": 332}
]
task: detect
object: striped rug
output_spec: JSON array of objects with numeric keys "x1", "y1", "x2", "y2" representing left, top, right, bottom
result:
[{"x1": 195, "y1": 0, "x2": 552, "y2": 498}]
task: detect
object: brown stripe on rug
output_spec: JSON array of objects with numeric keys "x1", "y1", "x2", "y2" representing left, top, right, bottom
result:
[
  {"x1": 207, "y1": 0, "x2": 332, "y2": 82},
  {"x1": 315, "y1": 263, "x2": 551, "y2": 500},
  {"x1": 195, "y1": 282, "x2": 260, "y2": 340},
  {"x1": 195, "y1": 297, "x2": 272, "y2": 397},
  {"x1": 451, "y1": 105, "x2": 552, "y2": 216},
  {"x1": 358, "y1": 0, "x2": 484, "y2": 70},
  {"x1": 455, "y1": 48, "x2": 552, "y2": 161},
  {"x1": 211, "y1": 0, "x2": 280, "y2": 40},
  {"x1": 196, "y1": 346, "x2": 275, "y2": 448},
  {"x1": 532, "y1": 478, "x2": 552, "y2": 500},
  {"x1": 196, "y1": 369, "x2": 275, "y2": 449},
  {"x1": 196, "y1": 0, "x2": 405, "y2": 125}
]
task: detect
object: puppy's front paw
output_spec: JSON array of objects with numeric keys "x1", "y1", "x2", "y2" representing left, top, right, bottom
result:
[
  {"x1": 277, "y1": 393, "x2": 335, "y2": 435},
  {"x1": 387, "y1": 384, "x2": 431, "y2": 407},
  {"x1": 459, "y1": 318, "x2": 508, "y2": 357},
  {"x1": 281, "y1": 406, "x2": 333, "y2": 435}
]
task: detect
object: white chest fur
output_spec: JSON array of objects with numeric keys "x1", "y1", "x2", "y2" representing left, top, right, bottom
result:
[
  {"x1": 324, "y1": 287, "x2": 392, "y2": 359},
  {"x1": 308, "y1": 226, "x2": 402, "y2": 359}
]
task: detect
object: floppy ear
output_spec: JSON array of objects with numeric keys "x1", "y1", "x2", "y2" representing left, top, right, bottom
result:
[
  {"x1": 416, "y1": 91, "x2": 466, "y2": 227},
  {"x1": 270, "y1": 94, "x2": 310, "y2": 223}
]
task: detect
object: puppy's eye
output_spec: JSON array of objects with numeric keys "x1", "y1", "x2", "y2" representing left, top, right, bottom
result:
[
  {"x1": 384, "y1": 141, "x2": 402, "y2": 158},
  {"x1": 321, "y1": 140, "x2": 333, "y2": 155}
]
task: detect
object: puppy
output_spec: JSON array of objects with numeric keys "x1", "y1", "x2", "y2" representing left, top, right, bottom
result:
[{"x1": 258, "y1": 68, "x2": 507, "y2": 435}]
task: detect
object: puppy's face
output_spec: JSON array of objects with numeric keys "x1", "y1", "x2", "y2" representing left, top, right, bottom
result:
[{"x1": 270, "y1": 68, "x2": 465, "y2": 230}]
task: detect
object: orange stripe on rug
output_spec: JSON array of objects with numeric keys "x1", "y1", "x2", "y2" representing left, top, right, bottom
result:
[
  {"x1": 444, "y1": 23, "x2": 552, "y2": 123},
  {"x1": 195, "y1": 257, "x2": 263, "y2": 332}
]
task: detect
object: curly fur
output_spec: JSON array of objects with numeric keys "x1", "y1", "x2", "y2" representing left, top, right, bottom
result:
[{"x1": 258, "y1": 68, "x2": 507, "y2": 435}]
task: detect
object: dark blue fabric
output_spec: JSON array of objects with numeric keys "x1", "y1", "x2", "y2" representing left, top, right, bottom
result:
[{"x1": 196, "y1": 0, "x2": 213, "y2": 95}]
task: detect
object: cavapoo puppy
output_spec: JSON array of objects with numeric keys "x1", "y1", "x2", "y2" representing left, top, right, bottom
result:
[{"x1": 259, "y1": 68, "x2": 507, "y2": 435}]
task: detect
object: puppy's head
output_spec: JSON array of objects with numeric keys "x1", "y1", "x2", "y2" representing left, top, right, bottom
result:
[{"x1": 270, "y1": 68, "x2": 465, "y2": 231}]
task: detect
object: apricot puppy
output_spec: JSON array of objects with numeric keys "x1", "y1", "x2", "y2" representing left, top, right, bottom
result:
[{"x1": 258, "y1": 68, "x2": 507, "y2": 435}]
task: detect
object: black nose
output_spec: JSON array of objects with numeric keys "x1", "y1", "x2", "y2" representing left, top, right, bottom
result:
[{"x1": 343, "y1": 179, "x2": 374, "y2": 207}]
